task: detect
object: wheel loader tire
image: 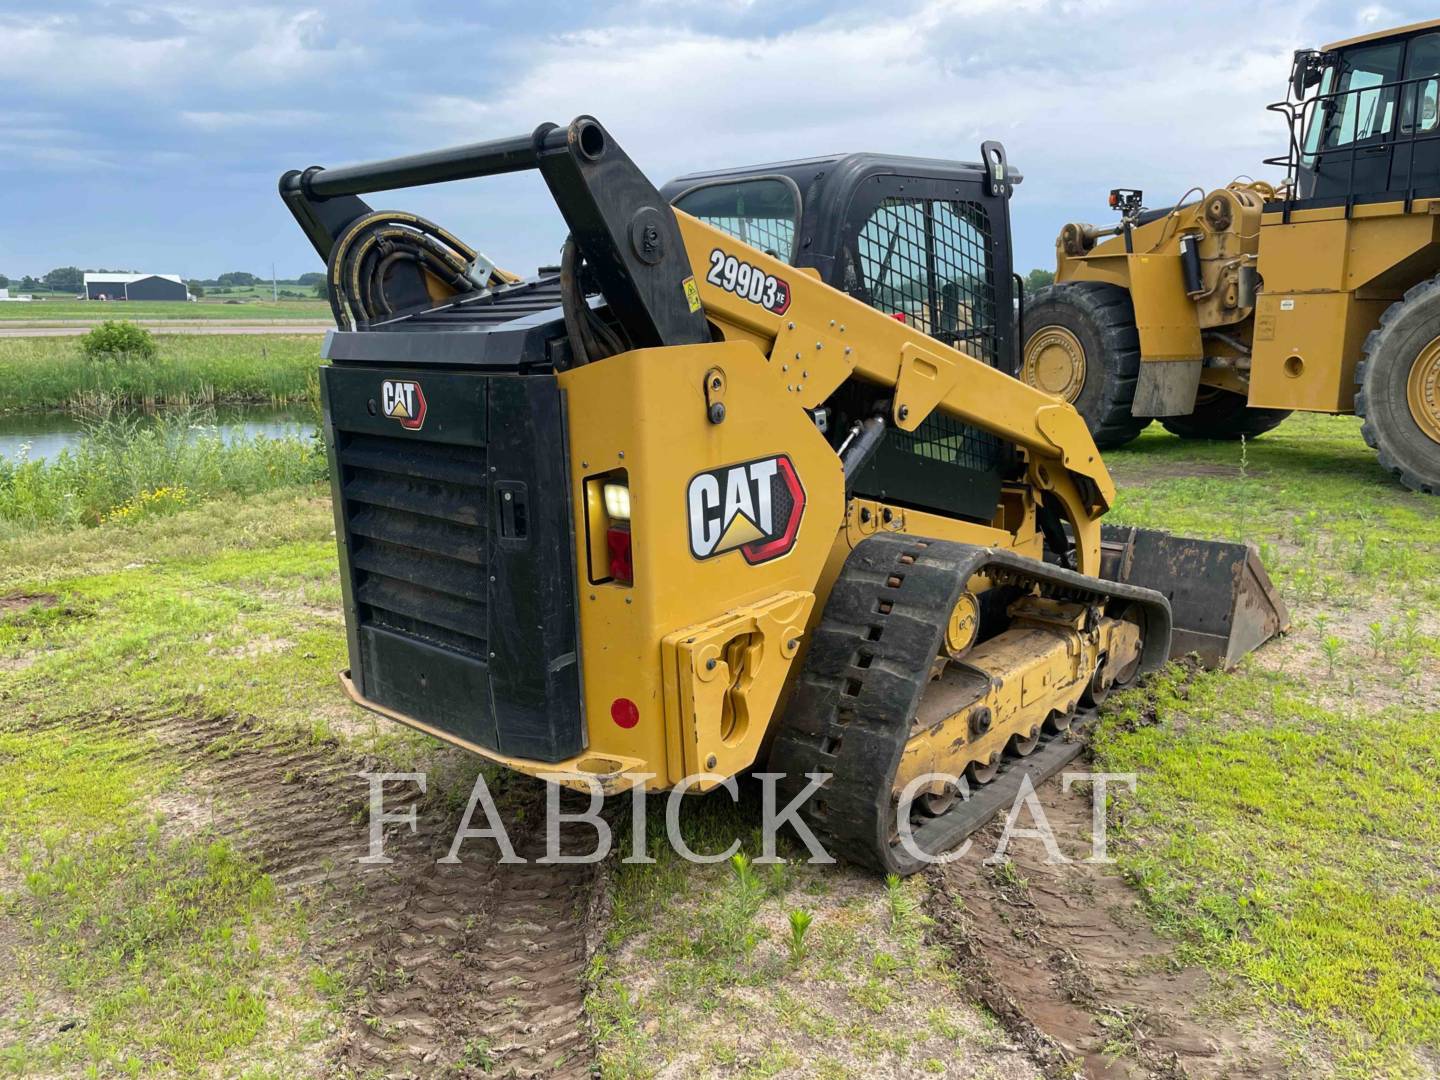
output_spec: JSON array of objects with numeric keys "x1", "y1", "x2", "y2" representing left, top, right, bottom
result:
[
  {"x1": 1355, "y1": 275, "x2": 1440, "y2": 495},
  {"x1": 1020, "y1": 283, "x2": 1147, "y2": 450},
  {"x1": 1159, "y1": 388, "x2": 1291, "y2": 440}
]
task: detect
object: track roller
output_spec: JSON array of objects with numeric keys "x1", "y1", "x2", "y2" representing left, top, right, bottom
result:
[{"x1": 767, "y1": 534, "x2": 1172, "y2": 876}]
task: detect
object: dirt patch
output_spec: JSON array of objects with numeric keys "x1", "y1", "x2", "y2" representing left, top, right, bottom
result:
[
  {"x1": 0, "y1": 593, "x2": 56, "y2": 615},
  {"x1": 1107, "y1": 461, "x2": 1248, "y2": 486},
  {"x1": 123, "y1": 713, "x2": 598, "y2": 1078},
  {"x1": 1250, "y1": 597, "x2": 1438, "y2": 713},
  {"x1": 925, "y1": 781, "x2": 1287, "y2": 1079},
  {"x1": 602, "y1": 860, "x2": 1044, "y2": 1079}
]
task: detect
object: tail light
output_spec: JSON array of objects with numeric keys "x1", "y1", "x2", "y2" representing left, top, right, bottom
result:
[
  {"x1": 607, "y1": 524, "x2": 633, "y2": 585},
  {"x1": 585, "y1": 473, "x2": 634, "y2": 586},
  {"x1": 602, "y1": 478, "x2": 633, "y2": 585}
]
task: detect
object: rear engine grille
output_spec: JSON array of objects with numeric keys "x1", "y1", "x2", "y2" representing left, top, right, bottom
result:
[{"x1": 338, "y1": 432, "x2": 489, "y2": 658}]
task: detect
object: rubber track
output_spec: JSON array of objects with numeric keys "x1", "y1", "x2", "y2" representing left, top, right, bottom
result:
[{"x1": 767, "y1": 534, "x2": 1171, "y2": 877}]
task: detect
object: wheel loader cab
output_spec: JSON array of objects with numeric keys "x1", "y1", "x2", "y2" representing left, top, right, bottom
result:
[
  {"x1": 1288, "y1": 26, "x2": 1440, "y2": 203},
  {"x1": 1026, "y1": 17, "x2": 1440, "y2": 495}
]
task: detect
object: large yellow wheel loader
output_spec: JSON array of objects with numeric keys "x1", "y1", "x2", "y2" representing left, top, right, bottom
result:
[
  {"x1": 280, "y1": 117, "x2": 1286, "y2": 875},
  {"x1": 1022, "y1": 18, "x2": 1440, "y2": 494}
]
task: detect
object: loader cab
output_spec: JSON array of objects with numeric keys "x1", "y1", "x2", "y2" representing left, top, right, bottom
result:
[
  {"x1": 662, "y1": 151, "x2": 1024, "y2": 528},
  {"x1": 1280, "y1": 20, "x2": 1440, "y2": 205},
  {"x1": 661, "y1": 151, "x2": 1020, "y2": 370}
]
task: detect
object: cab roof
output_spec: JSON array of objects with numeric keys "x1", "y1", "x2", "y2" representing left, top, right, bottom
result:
[
  {"x1": 1323, "y1": 16, "x2": 1440, "y2": 53},
  {"x1": 659, "y1": 152, "x2": 1021, "y2": 204}
]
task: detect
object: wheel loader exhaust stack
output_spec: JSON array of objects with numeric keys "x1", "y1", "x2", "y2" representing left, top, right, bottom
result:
[
  {"x1": 280, "y1": 115, "x2": 1287, "y2": 875},
  {"x1": 1023, "y1": 18, "x2": 1440, "y2": 494}
]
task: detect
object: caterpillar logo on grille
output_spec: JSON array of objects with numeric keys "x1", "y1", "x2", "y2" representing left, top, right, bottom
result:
[
  {"x1": 380, "y1": 379, "x2": 427, "y2": 430},
  {"x1": 687, "y1": 455, "x2": 805, "y2": 565}
]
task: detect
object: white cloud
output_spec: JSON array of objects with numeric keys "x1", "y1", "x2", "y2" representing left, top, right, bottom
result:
[
  {"x1": 0, "y1": 6, "x2": 361, "y2": 98},
  {"x1": 397, "y1": 1, "x2": 1303, "y2": 219}
]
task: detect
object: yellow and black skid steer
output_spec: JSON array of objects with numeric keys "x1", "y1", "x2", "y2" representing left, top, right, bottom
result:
[{"x1": 280, "y1": 116, "x2": 1287, "y2": 874}]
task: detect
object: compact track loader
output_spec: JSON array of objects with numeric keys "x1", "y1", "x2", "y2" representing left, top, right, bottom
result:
[
  {"x1": 280, "y1": 117, "x2": 1286, "y2": 875},
  {"x1": 1022, "y1": 18, "x2": 1440, "y2": 494}
]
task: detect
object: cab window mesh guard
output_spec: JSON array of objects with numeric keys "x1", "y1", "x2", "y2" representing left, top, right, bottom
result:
[
  {"x1": 888, "y1": 407, "x2": 1005, "y2": 473},
  {"x1": 852, "y1": 198, "x2": 999, "y2": 363}
]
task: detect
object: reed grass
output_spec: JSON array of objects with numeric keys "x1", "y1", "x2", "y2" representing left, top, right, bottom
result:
[
  {"x1": 0, "y1": 334, "x2": 323, "y2": 412},
  {"x1": 0, "y1": 407, "x2": 323, "y2": 533}
]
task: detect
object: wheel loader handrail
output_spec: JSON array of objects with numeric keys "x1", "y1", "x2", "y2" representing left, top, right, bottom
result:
[{"x1": 1266, "y1": 69, "x2": 1440, "y2": 211}]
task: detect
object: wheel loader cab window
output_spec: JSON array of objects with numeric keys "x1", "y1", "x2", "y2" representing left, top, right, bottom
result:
[
  {"x1": 1401, "y1": 33, "x2": 1440, "y2": 135},
  {"x1": 849, "y1": 197, "x2": 998, "y2": 364},
  {"x1": 1313, "y1": 42, "x2": 1403, "y2": 152},
  {"x1": 673, "y1": 177, "x2": 800, "y2": 263}
]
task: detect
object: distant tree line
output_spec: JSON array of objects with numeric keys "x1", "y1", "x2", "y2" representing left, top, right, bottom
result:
[{"x1": 181, "y1": 270, "x2": 327, "y2": 299}]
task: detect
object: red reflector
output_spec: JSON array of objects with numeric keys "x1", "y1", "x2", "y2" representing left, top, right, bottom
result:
[
  {"x1": 1108, "y1": 192, "x2": 1119, "y2": 207},
  {"x1": 607, "y1": 525, "x2": 633, "y2": 584},
  {"x1": 611, "y1": 697, "x2": 639, "y2": 729},
  {"x1": 890, "y1": 311, "x2": 907, "y2": 323}
]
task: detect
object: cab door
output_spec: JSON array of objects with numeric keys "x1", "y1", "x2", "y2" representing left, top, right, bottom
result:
[
  {"x1": 1307, "y1": 40, "x2": 1404, "y2": 199},
  {"x1": 835, "y1": 173, "x2": 1014, "y2": 370}
]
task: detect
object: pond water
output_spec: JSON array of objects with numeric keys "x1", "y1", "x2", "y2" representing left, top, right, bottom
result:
[{"x1": 0, "y1": 406, "x2": 318, "y2": 463}]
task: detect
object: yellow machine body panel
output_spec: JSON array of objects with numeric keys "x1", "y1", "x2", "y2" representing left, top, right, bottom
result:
[
  {"x1": 1247, "y1": 200, "x2": 1440, "y2": 411},
  {"x1": 557, "y1": 339, "x2": 842, "y2": 793},
  {"x1": 1053, "y1": 191, "x2": 1440, "y2": 414},
  {"x1": 538, "y1": 213, "x2": 1125, "y2": 795}
]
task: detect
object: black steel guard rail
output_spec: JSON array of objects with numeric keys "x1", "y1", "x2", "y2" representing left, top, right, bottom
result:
[
  {"x1": 281, "y1": 124, "x2": 573, "y2": 201},
  {"x1": 1265, "y1": 70, "x2": 1440, "y2": 217},
  {"x1": 278, "y1": 116, "x2": 712, "y2": 350}
]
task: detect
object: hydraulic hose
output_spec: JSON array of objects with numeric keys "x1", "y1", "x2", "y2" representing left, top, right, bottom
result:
[
  {"x1": 325, "y1": 211, "x2": 508, "y2": 329},
  {"x1": 559, "y1": 236, "x2": 627, "y2": 366}
]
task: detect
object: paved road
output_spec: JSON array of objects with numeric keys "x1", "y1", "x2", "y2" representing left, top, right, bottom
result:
[{"x1": 0, "y1": 322, "x2": 333, "y2": 338}]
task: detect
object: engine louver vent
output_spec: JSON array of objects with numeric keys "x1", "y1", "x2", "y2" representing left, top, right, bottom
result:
[{"x1": 338, "y1": 432, "x2": 489, "y2": 659}]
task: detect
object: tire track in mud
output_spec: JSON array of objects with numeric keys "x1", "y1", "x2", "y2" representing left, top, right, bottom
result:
[
  {"x1": 924, "y1": 778, "x2": 1287, "y2": 1080},
  {"x1": 114, "y1": 710, "x2": 597, "y2": 1078}
]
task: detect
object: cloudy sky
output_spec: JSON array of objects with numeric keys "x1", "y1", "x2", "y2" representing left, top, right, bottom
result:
[{"x1": 0, "y1": 0, "x2": 1430, "y2": 282}]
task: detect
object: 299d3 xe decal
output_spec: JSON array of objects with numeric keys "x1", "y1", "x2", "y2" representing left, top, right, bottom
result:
[
  {"x1": 687, "y1": 455, "x2": 805, "y2": 564},
  {"x1": 380, "y1": 379, "x2": 427, "y2": 431},
  {"x1": 706, "y1": 248, "x2": 791, "y2": 315}
]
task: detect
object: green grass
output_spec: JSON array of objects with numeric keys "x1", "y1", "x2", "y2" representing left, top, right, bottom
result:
[
  {"x1": 0, "y1": 491, "x2": 369, "y2": 730},
  {"x1": 587, "y1": 794, "x2": 1010, "y2": 1078},
  {"x1": 1092, "y1": 411, "x2": 1440, "y2": 1074},
  {"x1": 0, "y1": 410, "x2": 324, "y2": 533},
  {"x1": 0, "y1": 491, "x2": 362, "y2": 1075},
  {"x1": 1106, "y1": 413, "x2": 1440, "y2": 604},
  {"x1": 0, "y1": 725, "x2": 291, "y2": 1075},
  {"x1": 0, "y1": 299, "x2": 329, "y2": 321},
  {"x1": 0, "y1": 334, "x2": 323, "y2": 412}
]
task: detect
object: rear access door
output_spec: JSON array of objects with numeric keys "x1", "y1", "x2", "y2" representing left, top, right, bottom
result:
[{"x1": 321, "y1": 354, "x2": 584, "y2": 763}]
